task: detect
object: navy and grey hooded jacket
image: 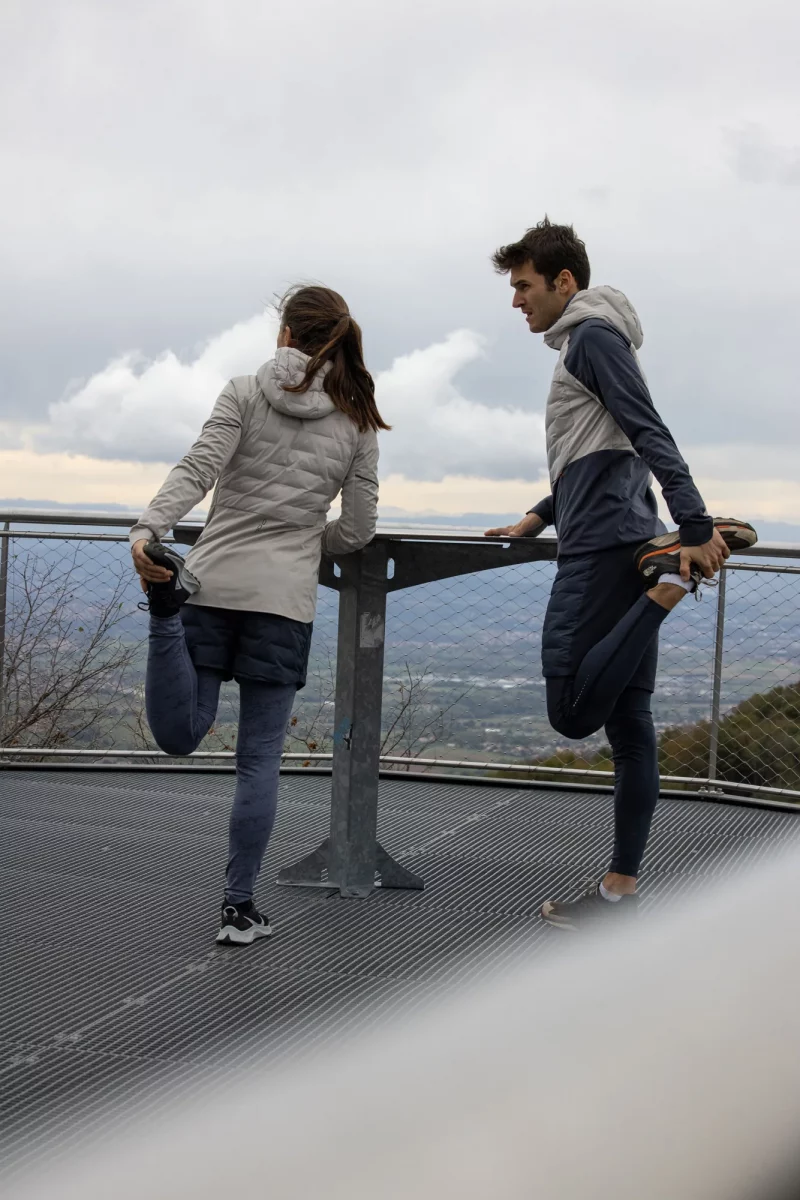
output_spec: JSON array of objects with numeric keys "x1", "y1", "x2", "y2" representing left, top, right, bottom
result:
[{"x1": 529, "y1": 287, "x2": 712, "y2": 557}]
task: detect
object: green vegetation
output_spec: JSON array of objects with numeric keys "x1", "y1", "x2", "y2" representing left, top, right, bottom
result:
[
  {"x1": 660, "y1": 679, "x2": 800, "y2": 793},
  {"x1": 501, "y1": 680, "x2": 800, "y2": 796}
]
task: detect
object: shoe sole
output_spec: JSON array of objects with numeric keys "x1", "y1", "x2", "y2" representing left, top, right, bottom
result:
[
  {"x1": 540, "y1": 902, "x2": 578, "y2": 932},
  {"x1": 637, "y1": 519, "x2": 758, "y2": 571},
  {"x1": 713, "y1": 518, "x2": 758, "y2": 551},
  {"x1": 541, "y1": 899, "x2": 639, "y2": 931},
  {"x1": 216, "y1": 923, "x2": 273, "y2": 947}
]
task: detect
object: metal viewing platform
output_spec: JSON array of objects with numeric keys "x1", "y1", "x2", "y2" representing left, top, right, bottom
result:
[
  {"x1": 1, "y1": 510, "x2": 799, "y2": 1182},
  {"x1": 2, "y1": 767, "x2": 799, "y2": 1182}
]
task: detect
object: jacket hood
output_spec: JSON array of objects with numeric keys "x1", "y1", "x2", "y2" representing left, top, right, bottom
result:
[
  {"x1": 256, "y1": 348, "x2": 337, "y2": 419},
  {"x1": 544, "y1": 286, "x2": 644, "y2": 352}
]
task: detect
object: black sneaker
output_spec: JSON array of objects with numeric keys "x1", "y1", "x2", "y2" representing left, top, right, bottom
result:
[
  {"x1": 216, "y1": 901, "x2": 272, "y2": 947},
  {"x1": 541, "y1": 880, "x2": 640, "y2": 932},
  {"x1": 138, "y1": 541, "x2": 199, "y2": 619}
]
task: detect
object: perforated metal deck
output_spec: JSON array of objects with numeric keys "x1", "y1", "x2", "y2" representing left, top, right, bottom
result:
[{"x1": 1, "y1": 769, "x2": 798, "y2": 1180}]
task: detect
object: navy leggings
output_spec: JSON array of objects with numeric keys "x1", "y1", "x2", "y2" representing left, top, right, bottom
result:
[
  {"x1": 146, "y1": 614, "x2": 296, "y2": 904},
  {"x1": 547, "y1": 591, "x2": 669, "y2": 877}
]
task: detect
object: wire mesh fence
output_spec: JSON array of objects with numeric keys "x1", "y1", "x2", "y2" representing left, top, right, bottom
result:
[
  {"x1": 1, "y1": 525, "x2": 798, "y2": 798},
  {"x1": 709, "y1": 564, "x2": 800, "y2": 794},
  {"x1": 381, "y1": 560, "x2": 719, "y2": 778},
  {"x1": 0, "y1": 533, "x2": 144, "y2": 754}
]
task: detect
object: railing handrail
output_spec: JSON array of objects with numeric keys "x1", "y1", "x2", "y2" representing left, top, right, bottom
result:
[
  {"x1": 2, "y1": 744, "x2": 799, "y2": 801},
  {"x1": 0, "y1": 508, "x2": 189, "y2": 529},
  {"x1": 2, "y1": 508, "x2": 799, "y2": 807},
  {"x1": 0, "y1": 508, "x2": 799, "y2": 557}
]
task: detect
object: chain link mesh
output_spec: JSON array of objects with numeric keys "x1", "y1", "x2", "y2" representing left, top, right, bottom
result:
[
  {"x1": 1, "y1": 532, "x2": 797, "y2": 798},
  {"x1": 709, "y1": 566, "x2": 800, "y2": 794},
  {"x1": 381, "y1": 560, "x2": 719, "y2": 778},
  {"x1": 0, "y1": 535, "x2": 144, "y2": 753}
]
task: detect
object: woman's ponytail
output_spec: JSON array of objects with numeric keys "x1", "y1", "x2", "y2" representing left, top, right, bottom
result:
[{"x1": 278, "y1": 285, "x2": 390, "y2": 433}]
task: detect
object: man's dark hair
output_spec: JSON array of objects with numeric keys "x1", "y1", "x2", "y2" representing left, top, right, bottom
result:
[{"x1": 492, "y1": 217, "x2": 591, "y2": 291}]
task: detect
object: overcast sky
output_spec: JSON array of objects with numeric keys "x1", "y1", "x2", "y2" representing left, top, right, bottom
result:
[{"x1": 1, "y1": 0, "x2": 799, "y2": 521}]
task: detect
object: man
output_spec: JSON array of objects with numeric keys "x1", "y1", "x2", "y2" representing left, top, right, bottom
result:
[{"x1": 486, "y1": 218, "x2": 756, "y2": 930}]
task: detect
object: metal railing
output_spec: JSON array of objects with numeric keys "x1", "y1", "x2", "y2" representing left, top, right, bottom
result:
[
  {"x1": 1, "y1": 509, "x2": 798, "y2": 788},
  {"x1": 1, "y1": 508, "x2": 799, "y2": 889}
]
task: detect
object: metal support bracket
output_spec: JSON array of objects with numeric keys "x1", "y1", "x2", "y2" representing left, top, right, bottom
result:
[
  {"x1": 381, "y1": 534, "x2": 557, "y2": 592},
  {"x1": 277, "y1": 835, "x2": 424, "y2": 897}
]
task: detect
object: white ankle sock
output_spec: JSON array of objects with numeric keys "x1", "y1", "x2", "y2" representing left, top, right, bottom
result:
[
  {"x1": 599, "y1": 881, "x2": 623, "y2": 903},
  {"x1": 657, "y1": 572, "x2": 694, "y2": 593}
]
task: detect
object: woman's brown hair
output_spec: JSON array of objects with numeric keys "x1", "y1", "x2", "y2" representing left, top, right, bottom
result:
[{"x1": 278, "y1": 285, "x2": 390, "y2": 433}]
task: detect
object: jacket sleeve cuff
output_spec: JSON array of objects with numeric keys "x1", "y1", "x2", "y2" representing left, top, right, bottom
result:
[
  {"x1": 129, "y1": 523, "x2": 156, "y2": 547},
  {"x1": 679, "y1": 516, "x2": 714, "y2": 547},
  {"x1": 527, "y1": 496, "x2": 554, "y2": 526}
]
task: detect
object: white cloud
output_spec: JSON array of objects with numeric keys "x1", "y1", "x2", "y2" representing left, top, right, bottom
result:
[
  {"x1": 30, "y1": 318, "x2": 546, "y2": 483},
  {"x1": 39, "y1": 313, "x2": 279, "y2": 462},
  {"x1": 9, "y1": 318, "x2": 799, "y2": 522},
  {"x1": 375, "y1": 331, "x2": 545, "y2": 482}
]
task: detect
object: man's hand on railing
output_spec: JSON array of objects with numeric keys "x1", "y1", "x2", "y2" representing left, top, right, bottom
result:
[
  {"x1": 131, "y1": 538, "x2": 173, "y2": 591},
  {"x1": 484, "y1": 513, "x2": 545, "y2": 538},
  {"x1": 680, "y1": 529, "x2": 730, "y2": 581}
]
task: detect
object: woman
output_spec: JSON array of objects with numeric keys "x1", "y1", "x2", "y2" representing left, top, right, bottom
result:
[{"x1": 131, "y1": 285, "x2": 388, "y2": 946}]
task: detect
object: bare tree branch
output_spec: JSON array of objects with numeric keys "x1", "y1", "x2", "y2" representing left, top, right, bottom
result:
[
  {"x1": 381, "y1": 661, "x2": 471, "y2": 768},
  {"x1": 285, "y1": 646, "x2": 337, "y2": 762},
  {"x1": 1, "y1": 544, "x2": 142, "y2": 753}
]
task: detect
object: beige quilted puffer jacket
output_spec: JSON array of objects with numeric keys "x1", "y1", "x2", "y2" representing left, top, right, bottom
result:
[{"x1": 129, "y1": 348, "x2": 380, "y2": 621}]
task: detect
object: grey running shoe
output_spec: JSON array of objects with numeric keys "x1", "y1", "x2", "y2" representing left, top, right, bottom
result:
[
  {"x1": 635, "y1": 517, "x2": 758, "y2": 591},
  {"x1": 541, "y1": 880, "x2": 640, "y2": 932},
  {"x1": 635, "y1": 532, "x2": 704, "y2": 590}
]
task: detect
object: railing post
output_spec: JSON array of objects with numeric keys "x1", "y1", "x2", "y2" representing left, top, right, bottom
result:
[
  {"x1": 326, "y1": 542, "x2": 389, "y2": 896},
  {"x1": 278, "y1": 540, "x2": 424, "y2": 897},
  {"x1": 0, "y1": 521, "x2": 9, "y2": 733},
  {"x1": 707, "y1": 566, "x2": 727, "y2": 785}
]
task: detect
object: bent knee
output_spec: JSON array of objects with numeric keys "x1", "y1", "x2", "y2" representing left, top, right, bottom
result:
[
  {"x1": 545, "y1": 679, "x2": 600, "y2": 741},
  {"x1": 153, "y1": 732, "x2": 199, "y2": 758},
  {"x1": 548, "y1": 712, "x2": 600, "y2": 741}
]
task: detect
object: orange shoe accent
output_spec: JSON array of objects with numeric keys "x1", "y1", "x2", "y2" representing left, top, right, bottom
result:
[{"x1": 637, "y1": 541, "x2": 680, "y2": 565}]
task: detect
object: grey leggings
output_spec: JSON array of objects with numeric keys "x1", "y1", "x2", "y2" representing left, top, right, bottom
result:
[{"x1": 146, "y1": 614, "x2": 296, "y2": 905}]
